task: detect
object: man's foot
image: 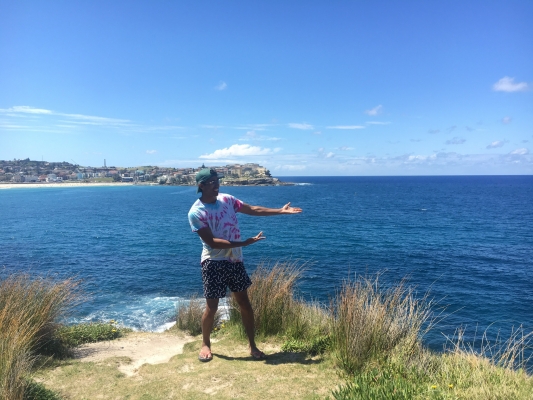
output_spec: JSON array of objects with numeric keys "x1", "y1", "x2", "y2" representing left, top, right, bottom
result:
[
  {"x1": 250, "y1": 348, "x2": 266, "y2": 360},
  {"x1": 198, "y1": 345, "x2": 213, "y2": 362}
]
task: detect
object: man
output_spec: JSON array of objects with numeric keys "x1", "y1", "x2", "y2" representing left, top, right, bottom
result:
[{"x1": 188, "y1": 168, "x2": 302, "y2": 362}]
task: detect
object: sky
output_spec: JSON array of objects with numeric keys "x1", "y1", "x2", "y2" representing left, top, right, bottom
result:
[{"x1": 1, "y1": 1, "x2": 532, "y2": 176}]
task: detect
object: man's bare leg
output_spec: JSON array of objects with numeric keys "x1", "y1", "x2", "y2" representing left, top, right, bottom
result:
[
  {"x1": 232, "y1": 290, "x2": 265, "y2": 358},
  {"x1": 200, "y1": 298, "x2": 219, "y2": 360}
]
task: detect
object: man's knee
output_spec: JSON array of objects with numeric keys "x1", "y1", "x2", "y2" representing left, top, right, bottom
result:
[
  {"x1": 233, "y1": 291, "x2": 252, "y2": 309},
  {"x1": 204, "y1": 299, "x2": 219, "y2": 317}
]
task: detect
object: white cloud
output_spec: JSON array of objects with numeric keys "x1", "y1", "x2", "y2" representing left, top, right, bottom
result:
[
  {"x1": 146, "y1": 150, "x2": 157, "y2": 154},
  {"x1": 487, "y1": 140, "x2": 505, "y2": 149},
  {"x1": 201, "y1": 125, "x2": 224, "y2": 129},
  {"x1": 199, "y1": 144, "x2": 279, "y2": 159},
  {"x1": 289, "y1": 123, "x2": 314, "y2": 130},
  {"x1": 0, "y1": 105, "x2": 131, "y2": 127},
  {"x1": 493, "y1": 77, "x2": 529, "y2": 92},
  {"x1": 313, "y1": 131, "x2": 322, "y2": 135},
  {"x1": 408, "y1": 154, "x2": 433, "y2": 161},
  {"x1": 326, "y1": 152, "x2": 335, "y2": 158},
  {"x1": 273, "y1": 164, "x2": 307, "y2": 171},
  {"x1": 428, "y1": 129, "x2": 440, "y2": 134},
  {"x1": 239, "y1": 131, "x2": 281, "y2": 141},
  {"x1": 215, "y1": 81, "x2": 227, "y2": 91},
  {"x1": 338, "y1": 146, "x2": 354, "y2": 151},
  {"x1": 326, "y1": 125, "x2": 365, "y2": 130},
  {"x1": 366, "y1": 121, "x2": 390, "y2": 125},
  {"x1": 509, "y1": 148, "x2": 529, "y2": 155},
  {"x1": 502, "y1": 117, "x2": 512, "y2": 124},
  {"x1": 445, "y1": 137, "x2": 466, "y2": 145},
  {"x1": 62, "y1": 113, "x2": 130, "y2": 124},
  {"x1": 0, "y1": 106, "x2": 53, "y2": 114},
  {"x1": 233, "y1": 124, "x2": 273, "y2": 131},
  {"x1": 365, "y1": 105, "x2": 383, "y2": 116}
]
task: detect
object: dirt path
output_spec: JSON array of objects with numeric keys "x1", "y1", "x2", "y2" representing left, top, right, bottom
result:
[{"x1": 72, "y1": 331, "x2": 195, "y2": 376}]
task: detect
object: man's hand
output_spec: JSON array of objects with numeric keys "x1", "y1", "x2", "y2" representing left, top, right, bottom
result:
[
  {"x1": 280, "y1": 202, "x2": 302, "y2": 214},
  {"x1": 244, "y1": 231, "x2": 266, "y2": 246}
]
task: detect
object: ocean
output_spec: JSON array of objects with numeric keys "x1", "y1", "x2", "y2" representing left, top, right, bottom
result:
[{"x1": 1, "y1": 175, "x2": 532, "y2": 356}]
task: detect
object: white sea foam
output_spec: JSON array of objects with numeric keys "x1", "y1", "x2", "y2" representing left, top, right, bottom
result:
[{"x1": 70, "y1": 295, "x2": 231, "y2": 332}]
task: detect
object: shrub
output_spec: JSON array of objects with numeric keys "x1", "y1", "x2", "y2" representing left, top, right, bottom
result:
[{"x1": 0, "y1": 273, "x2": 81, "y2": 400}]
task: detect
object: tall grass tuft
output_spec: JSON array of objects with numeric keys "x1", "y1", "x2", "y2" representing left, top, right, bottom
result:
[
  {"x1": 229, "y1": 260, "x2": 331, "y2": 354},
  {"x1": 445, "y1": 325, "x2": 533, "y2": 372},
  {"x1": 176, "y1": 294, "x2": 221, "y2": 336},
  {"x1": 229, "y1": 261, "x2": 304, "y2": 337},
  {"x1": 330, "y1": 274, "x2": 432, "y2": 374},
  {"x1": 0, "y1": 273, "x2": 81, "y2": 400}
]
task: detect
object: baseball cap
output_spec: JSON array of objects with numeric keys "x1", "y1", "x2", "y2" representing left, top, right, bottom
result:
[{"x1": 195, "y1": 168, "x2": 222, "y2": 192}]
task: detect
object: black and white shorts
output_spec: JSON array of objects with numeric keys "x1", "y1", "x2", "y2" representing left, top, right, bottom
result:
[{"x1": 201, "y1": 259, "x2": 252, "y2": 299}]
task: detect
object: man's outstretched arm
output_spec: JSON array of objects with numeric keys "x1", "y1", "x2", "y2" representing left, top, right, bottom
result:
[
  {"x1": 239, "y1": 202, "x2": 302, "y2": 216},
  {"x1": 197, "y1": 227, "x2": 265, "y2": 249}
]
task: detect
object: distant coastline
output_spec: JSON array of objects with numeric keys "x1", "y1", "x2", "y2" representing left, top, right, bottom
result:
[{"x1": 0, "y1": 177, "x2": 292, "y2": 190}]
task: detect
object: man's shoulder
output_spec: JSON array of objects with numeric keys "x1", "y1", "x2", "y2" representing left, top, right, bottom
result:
[
  {"x1": 217, "y1": 193, "x2": 239, "y2": 203},
  {"x1": 188, "y1": 199, "x2": 204, "y2": 214}
]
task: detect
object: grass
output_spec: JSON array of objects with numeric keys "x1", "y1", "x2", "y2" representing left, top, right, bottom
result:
[
  {"x1": 34, "y1": 331, "x2": 342, "y2": 399},
  {"x1": 175, "y1": 294, "x2": 221, "y2": 336},
  {"x1": 0, "y1": 273, "x2": 82, "y2": 400},
  {"x1": 329, "y1": 274, "x2": 432, "y2": 374},
  {"x1": 54, "y1": 321, "x2": 132, "y2": 347},
  {"x1": 3, "y1": 263, "x2": 533, "y2": 399},
  {"x1": 229, "y1": 261, "x2": 330, "y2": 344}
]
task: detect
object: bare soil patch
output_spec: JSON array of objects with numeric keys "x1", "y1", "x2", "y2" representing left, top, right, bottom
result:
[{"x1": 72, "y1": 331, "x2": 195, "y2": 376}]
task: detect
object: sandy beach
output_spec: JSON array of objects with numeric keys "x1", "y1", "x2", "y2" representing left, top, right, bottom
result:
[{"x1": 0, "y1": 182, "x2": 140, "y2": 189}]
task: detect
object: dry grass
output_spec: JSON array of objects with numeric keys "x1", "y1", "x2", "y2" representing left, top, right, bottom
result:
[
  {"x1": 330, "y1": 274, "x2": 432, "y2": 374},
  {"x1": 0, "y1": 273, "x2": 81, "y2": 400},
  {"x1": 6, "y1": 263, "x2": 531, "y2": 399},
  {"x1": 176, "y1": 294, "x2": 221, "y2": 336},
  {"x1": 229, "y1": 261, "x2": 307, "y2": 338},
  {"x1": 445, "y1": 325, "x2": 533, "y2": 372}
]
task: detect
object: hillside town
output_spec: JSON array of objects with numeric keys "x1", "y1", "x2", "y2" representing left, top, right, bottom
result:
[{"x1": 0, "y1": 159, "x2": 286, "y2": 186}]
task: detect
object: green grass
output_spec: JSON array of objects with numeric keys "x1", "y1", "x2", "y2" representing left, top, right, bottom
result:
[
  {"x1": 223, "y1": 262, "x2": 533, "y2": 399},
  {"x1": 23, "y1": 380, "x2": 63, "y2": 400},
  {"x1": 54, "y1": 322, "x2": 132, "y2": 347},
  {"x1": 3, "y1": 263, "x2": 532, "y2": 399},
  {"x1": 0, "y1": 273, "x2": 82, "y2": 400}
]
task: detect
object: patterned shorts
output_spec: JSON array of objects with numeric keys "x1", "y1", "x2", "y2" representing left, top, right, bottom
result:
[{"x1": 201, "y1": 259, "x2": 252, "y2": 299}]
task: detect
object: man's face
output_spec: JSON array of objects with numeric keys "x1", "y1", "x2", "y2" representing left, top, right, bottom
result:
[{"x1": 199, "y1": 176, "x2": 220, "y2": 197}]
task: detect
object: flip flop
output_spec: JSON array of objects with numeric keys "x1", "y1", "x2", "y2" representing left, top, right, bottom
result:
[
  {"x1": 198, "y1": 353, "x2": 213, "y2": 362},
  {"x1": 250, "y1": 349, "x2": 266, "y2": 360}
]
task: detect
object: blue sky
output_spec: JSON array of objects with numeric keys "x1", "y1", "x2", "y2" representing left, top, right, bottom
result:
[{"x1": 1, "y1": 1, "x2": 532, "y2": 175}]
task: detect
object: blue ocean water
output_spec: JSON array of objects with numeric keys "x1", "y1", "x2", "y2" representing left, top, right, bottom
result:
[{"x1": 1, "y1": 176, "x2": 532, "y2": 356}]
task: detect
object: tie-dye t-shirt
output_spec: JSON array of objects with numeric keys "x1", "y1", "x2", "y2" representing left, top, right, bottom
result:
[{"x1": 188, "y1": 193, "x2": 244, "y2": 262}]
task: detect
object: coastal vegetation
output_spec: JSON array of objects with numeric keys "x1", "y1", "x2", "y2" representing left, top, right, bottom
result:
[{"x1": 1, "y1": 264, "x2": 532, "y2": 399}]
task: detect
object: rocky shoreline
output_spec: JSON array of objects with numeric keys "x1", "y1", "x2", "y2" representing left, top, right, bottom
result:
[{"x1": 220, "y1": 177, "x2": 293, "y2": 186}]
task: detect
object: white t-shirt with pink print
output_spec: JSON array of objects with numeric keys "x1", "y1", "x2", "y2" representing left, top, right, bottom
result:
[{"x1": 188, "y1": 193, "x2": 244, "y2": 262}]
